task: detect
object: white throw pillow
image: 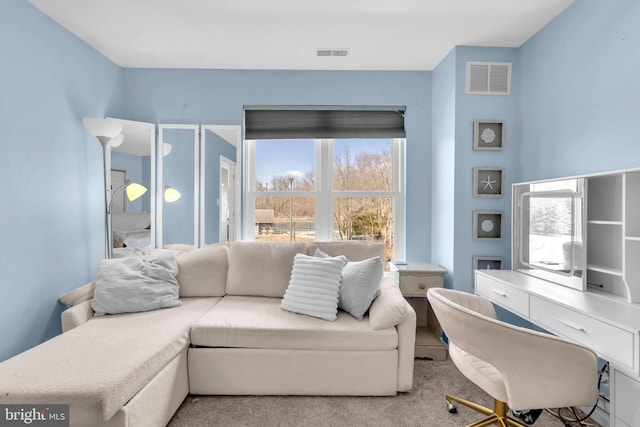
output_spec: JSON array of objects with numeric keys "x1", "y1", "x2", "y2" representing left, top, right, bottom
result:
[
  {"x1": 92, "y1": 252, "x2": 181, "y2": 316},
  {"x1": 315, "y1": 249, "x2": 383, "y2": 320},
  {"x1": 281, "y1": 253, "x2": 346, "y2": 321},
  {"x1": 369, "y1": 282, "x2": 409, "y2": 330}
]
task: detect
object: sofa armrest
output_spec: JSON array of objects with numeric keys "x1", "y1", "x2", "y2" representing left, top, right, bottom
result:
[
  {"x1": 395, "y1": 301, "x2": 416, "y2": 392},
  {"x1": 368, "y1": 277, "x2": 416, "y2": 392},
  {"x1": 61, "y1": 300, "x2": 94, "y2": 332},
  {"x1": 59, "y1": 281, "x2": 95, "y2": 307}
]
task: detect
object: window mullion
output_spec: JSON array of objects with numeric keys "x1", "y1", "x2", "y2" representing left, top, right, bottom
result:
[
  {"x1": 244, "y1": 139, "x2": 256, "y2": 240},
  {"x1": 316, "y1": 139, "x2": 332, "y2": 240},
  {"x1": 393, "y1": 138, "x2": 405, "y2": 261}
]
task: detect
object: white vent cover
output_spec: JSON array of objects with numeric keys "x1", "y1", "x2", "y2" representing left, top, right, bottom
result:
[
  {"x1": 316, "y1": 48, "x2": 349, "y2": 57},
  {"x1": 466, "y1": 62, "x2": 511, "y2": 95}
]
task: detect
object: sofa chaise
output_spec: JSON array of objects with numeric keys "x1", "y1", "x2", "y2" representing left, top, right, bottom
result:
[{"x1": 0, "y1": 241, "x2": 416, "y2": 427}]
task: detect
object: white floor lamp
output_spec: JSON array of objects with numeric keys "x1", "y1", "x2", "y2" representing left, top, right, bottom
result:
[{"x1": 82, "y1": 117, "x2": 125, "y2": 258}]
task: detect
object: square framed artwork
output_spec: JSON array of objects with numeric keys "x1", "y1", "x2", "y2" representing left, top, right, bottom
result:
[
  {"x1": 473, "y1": 211, "x2": 503, "y2": 240},
  {"x1": 473, "y1": 120, "x2": 504, "y2": 150},
  {"x1": 473, "y1": 256, "x2": 504, "y2": 272},
  {"x1": 473, "y1": 167, "x2": 504, "y2": 197}
]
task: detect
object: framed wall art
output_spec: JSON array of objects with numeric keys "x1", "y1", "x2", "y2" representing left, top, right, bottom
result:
[
  {"x1": 473, "y1": 167, "x2": 504, "y2": 197},
  {"x1": 472, "y1": 256, "x2": 504, "y2": 272},
  {"x1": 473, "y1": 211, "x2": 503, "y2": 240},
  {"x1": 473, "y1": 120, "x2": 504, "y2": 150}
]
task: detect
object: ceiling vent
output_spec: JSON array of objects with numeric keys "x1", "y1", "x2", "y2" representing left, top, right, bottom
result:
[
  {"x1": 316, "y1": 48, "x2": 350, "y2": 57},
  {"x1": 466, "y1": 62, "x2": 511, "y2": 95}
]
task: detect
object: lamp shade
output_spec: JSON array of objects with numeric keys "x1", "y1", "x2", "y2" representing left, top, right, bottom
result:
[
  {"x1": 82, "y1": 117, "x2": 123, "y2": 138},
  {"x1": 164, "y1": 186, "x2": 181, "y2": 203},
  {"x1": 125, "y1": 182, "x2": 147, "y2": 201},
  {"x1": 109, "y1": 133, "x2": 125, "y2": 148}
]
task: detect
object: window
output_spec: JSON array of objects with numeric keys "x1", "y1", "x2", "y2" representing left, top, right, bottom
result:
[{"x1": 246, "y1": 137, "x2": 404, "y2": 261}]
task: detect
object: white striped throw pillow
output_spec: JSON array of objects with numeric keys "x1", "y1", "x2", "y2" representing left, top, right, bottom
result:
[{"x1": 281, "y1": 253, "x2": 346, "y2": 321}]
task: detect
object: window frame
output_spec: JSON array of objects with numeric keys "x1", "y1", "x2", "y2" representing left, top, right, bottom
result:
[{"x1": 244, "y1": 138, "x2": 405, "y2": 261}]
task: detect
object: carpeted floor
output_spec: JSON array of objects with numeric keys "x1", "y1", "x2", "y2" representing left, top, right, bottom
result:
[{"x1": 168, "y1": 358, "x2": 601, "y2": 427}]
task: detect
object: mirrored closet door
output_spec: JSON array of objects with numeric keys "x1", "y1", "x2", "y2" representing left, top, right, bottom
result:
[
  {"x1": 107, "y1": 118, "x2": 156, "y2": 252},
  {"x1": 200, "y1": 125, "x2": 241, "y2": 245},
  {"x1": 157, "y1": 124, "x2": 199, "y2": 248},
  {"x1": 157, "y1": 124, "x2": 241, "y2": 248}
]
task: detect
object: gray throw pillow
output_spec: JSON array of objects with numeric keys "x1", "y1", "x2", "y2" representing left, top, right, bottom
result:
[
  {"x1": 92, "y1": 252, "x2": 181, "y2": 316},
  {"x1": 315, "y1": 249, "x2": 383, "y2": 320}
]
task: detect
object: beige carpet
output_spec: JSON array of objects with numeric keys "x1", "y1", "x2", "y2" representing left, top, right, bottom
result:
[{"x1": 168, "y1": 358, "x2": 601, "y2": 426}]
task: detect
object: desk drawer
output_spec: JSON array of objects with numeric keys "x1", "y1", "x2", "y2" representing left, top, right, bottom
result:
[
  {"x1": 475, "y1": 274, "x2": 529, "y2": 317},
  {"x1": 399, "y1": 274, "x2": 442, "y2": 297},
  {"x1": 530, "y1": 296, "x2": 635, "y2": 369}
]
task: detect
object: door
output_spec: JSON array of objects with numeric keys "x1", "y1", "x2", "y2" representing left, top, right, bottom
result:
[
  {"x1": 110, "y1": 170, "x2": 126, "y2": 213},
  {"x1": 219, "y1": 157, "x2": 236, "y2": 242}
]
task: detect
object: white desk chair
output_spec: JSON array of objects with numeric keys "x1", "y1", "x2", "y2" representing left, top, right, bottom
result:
[{"x1": 427, "y1": 287, "x2": 599, "y2": 427}]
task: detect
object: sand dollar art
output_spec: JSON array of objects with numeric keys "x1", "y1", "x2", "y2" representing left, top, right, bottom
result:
[
  {"x1": 481, "y1": 219, "x2": 494, "y2": 232},
  {"x1": 480, "y1": 128, "x2": 496, "y2": 143}
]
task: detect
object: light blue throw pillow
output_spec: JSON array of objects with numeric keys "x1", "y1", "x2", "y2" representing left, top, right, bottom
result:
[{"x1": 315, "y1": 249, "x2": 383, "y2": 320}]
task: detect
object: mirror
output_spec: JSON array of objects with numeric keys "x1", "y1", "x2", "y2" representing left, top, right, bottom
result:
[
  {"x1": 513, "y1": 178, "x2": 586, "y2": 290},
  {"x1": 107, "y1": 118, "x2": 155, "y2": 254},
  {"x1": 200, "y1": 125, "x2": 240, "y2": 245},
  {"x1": 158, "y1": 125, "x2": 199, "y2": 248}
]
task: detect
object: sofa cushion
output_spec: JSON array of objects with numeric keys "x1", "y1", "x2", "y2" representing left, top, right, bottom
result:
[
  {"x1": 190, "y1": 296, "x2": 398, "y2": 351},
  {"x1": 308, "y1": 241, "x2": 385, "y2": 262},
  {"x1": 281, "y1": 253, "x2": 345, "y2": 321},
  {"x1": 226, "y1": 241, "x2": 308, "y2": 297},
  {"x1": 0, "y1": 298, "x2": 220, "y2": 423},
  {"x1": 176, "y1": 244, "x2": 228, "y2": 297}
]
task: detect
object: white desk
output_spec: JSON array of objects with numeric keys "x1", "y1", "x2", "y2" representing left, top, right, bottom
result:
[{"x1": 475, "y1": 269, "x2": 640, "y2": 427}]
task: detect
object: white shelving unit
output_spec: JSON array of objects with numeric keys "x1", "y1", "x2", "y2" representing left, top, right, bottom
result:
[{"x1": 587, "y1": 171, "x2": 640, "y2": 302}]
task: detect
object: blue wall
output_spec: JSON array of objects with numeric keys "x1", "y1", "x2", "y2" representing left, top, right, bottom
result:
[
  {"x1": 431, "y1": 47, "x2": 520, "y2": 293},
  {"x1": 119, "y1": 69, "x2": 433, "y2": 261},
  {"x1": 430, "y1": 49, "x2": 457, "y2": 289},
  {"x1": 431, "y1": 0, "x2": 640, "y2": 295},
  {"x1": 520, "y1": 0, "x2": 640, "y2": 180},
  {"x1": 0, "y1": 1, "x2": 124, "y2": 360},
  {"x1": 452, "y1": 47, "x2": 521, "y2": 292}
]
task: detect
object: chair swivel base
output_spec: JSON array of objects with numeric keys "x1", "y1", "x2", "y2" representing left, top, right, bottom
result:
[{"x1": 445, "y1": 394, "x2": 527, "y2": 427}]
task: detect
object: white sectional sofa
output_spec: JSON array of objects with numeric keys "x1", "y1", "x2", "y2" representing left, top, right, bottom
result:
[{"x1": 0, "y1": 241, "x2": 416, "y2": 427}]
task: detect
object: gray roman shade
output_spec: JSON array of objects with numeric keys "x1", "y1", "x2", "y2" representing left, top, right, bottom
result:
[{"x1": 244, "y1": 106, "x2": 406, "y2": 139}]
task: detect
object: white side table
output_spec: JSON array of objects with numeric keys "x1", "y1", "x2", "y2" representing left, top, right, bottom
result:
[{"x1": 391, "y1": 262, "x2": 447, "y2": 360}]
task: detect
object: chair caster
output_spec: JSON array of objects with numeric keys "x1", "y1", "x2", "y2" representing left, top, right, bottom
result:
[
  {"x1": 446, "y1": 399, "x2": 457, "y2": 414},
  {"x1": 512, "y1": 409, "x2": 543, "y2": 425}
]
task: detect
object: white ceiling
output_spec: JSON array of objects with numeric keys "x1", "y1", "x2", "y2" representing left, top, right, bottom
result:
[{"x1": 28, "y1": 0, "x2": 574, "y2": 71}]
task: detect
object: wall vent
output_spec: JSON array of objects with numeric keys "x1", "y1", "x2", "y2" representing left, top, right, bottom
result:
[
  {"x1": 466, "y1": 62, "x2": 511, "y2": 95},
  {"x1": 316, "y1": 48, "x2": 350, "y2": 57}
]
